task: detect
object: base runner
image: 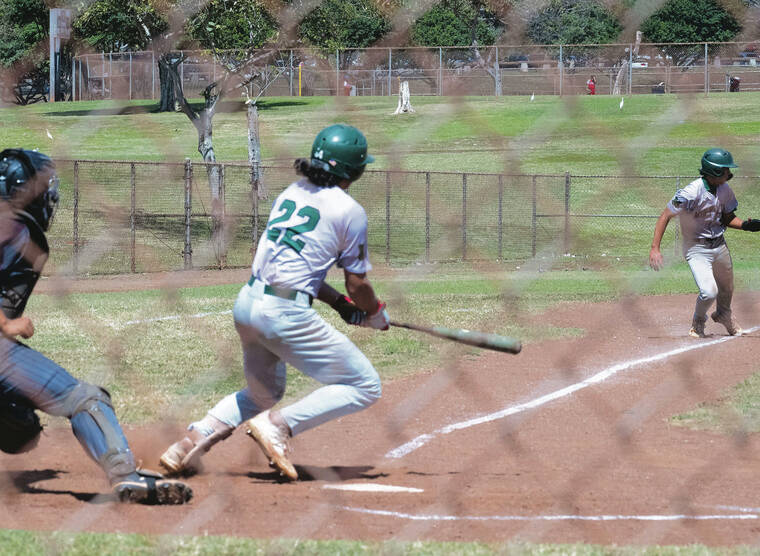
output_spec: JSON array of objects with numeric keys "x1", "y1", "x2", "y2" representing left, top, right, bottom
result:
[
  {"x1": 160, "y1": 124, "x2": 389, "y2": 480},
  {"x1": 650, "y1": 148, "x2": 760, "y2": 338}
]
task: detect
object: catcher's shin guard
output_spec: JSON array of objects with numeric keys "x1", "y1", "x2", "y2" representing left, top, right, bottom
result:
[
  {"x1": 159, "y1": 415, "x2": 234, "y2": 476},
  {"x1": 65, "y1": 382, "x2": 137, "y2": 482}
]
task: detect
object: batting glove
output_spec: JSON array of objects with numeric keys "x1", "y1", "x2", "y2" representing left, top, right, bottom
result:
[
  {"x1": 365, "y1": 301, "x2": 390, "y2": 331},
  {"x1": 331, "y1": 295, "x2": 366, "y2": 326}
]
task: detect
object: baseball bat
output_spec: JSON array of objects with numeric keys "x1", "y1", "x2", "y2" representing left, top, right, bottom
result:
[{"x1": 389, "y1": 321, "x2": 522, "y2": 354}]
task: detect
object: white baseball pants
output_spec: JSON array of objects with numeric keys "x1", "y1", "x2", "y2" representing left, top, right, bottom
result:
[
  {"x1": 204, "y1": 280, "x2": 381, "y2": 436},
  {"x1": 685, "y1": 242, "x2": 734, "y2": 322}
]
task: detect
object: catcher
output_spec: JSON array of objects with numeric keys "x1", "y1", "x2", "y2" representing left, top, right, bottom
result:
[{"x1": 0, "y1": 148, "x2": 192, "y2": 504}]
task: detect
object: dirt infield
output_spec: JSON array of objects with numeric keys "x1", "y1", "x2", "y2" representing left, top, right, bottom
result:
[{"x1": 3, "y1": 288, "x2": 760, "y2": 546}]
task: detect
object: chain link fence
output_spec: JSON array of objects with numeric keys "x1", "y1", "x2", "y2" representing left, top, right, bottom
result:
[
  {"x1": 46, "y1": 159, "x2": 760, "y2": 276},
  {"x1": 70, "y1": 41, "x2": 760, "y2": 101}
]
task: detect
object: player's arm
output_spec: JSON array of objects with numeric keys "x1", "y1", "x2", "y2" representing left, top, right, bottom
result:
[
  {"x1": 649, "y1": 207, "x2": 676, "y2": 271},
  {"x1": 318, "y1": 282, "x2": 366, "y2": 326},
  {"x1": 0, "y1": 311, "x2": 34, "y2": 339},
  {"x1": 722, "y1": 210, "x2": 760, "y2": 231},
  {"x1": 344, "y1": 270, "x2": 389, "y2": 330}
]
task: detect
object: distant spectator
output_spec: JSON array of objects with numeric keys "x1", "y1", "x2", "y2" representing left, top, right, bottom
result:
[
  {"x1": 586, "y1": 75, "x2": 596, "y2": 95},
  {"x1": 343, "y1": 76, "x2": 352, "y2": 96},
  {"x1": 730, "y1": 76, "x2": 741, "y2": 92}
]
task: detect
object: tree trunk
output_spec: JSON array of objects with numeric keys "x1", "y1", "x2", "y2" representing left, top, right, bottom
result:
[
  {"x1": 247, "y1": 101, "x2": 265, "y2": 198},
  {"x1": 157, "y1": 53, "x2": 182, "y2": 112}
]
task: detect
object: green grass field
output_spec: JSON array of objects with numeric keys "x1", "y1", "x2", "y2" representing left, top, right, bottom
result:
[{"x1": 5, "y1": 94, "x2": 760, "y2": 553}]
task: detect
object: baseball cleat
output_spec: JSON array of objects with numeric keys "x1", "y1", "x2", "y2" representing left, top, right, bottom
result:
[
  {"x1": 711, "y1": 311, "x2": 743, "y2": 336},
  {"x1": 689, "y1": 318, "x2": 706, "y2": 338},
  {"x1": 245, "y1": 410, "x2": 298, "y2": 481},
  {"x1": 112, "y1": 469, "x2": 193, "y2": 505}
]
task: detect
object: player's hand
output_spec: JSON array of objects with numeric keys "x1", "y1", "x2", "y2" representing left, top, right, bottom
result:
[
  {"x1": 2, "y1": 316, "x2": 34, "y2": 339},
  {"x1": 364, "y1": 301, "x2": 390, "y2": 331},
  {"x1": 331, "y1": 295, "x2": 366, "y2": 326},
  {"x1": 649, "y1": 248, "x2": 664, "y2": 271}
]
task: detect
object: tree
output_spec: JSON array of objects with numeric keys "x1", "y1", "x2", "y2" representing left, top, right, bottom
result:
[
  {"x1": 185, "y1": 0, "x2": 278, "y2": 51},
  {"x1": 299, "y1": 0, "x2": 390, "y2": 51},
  {"x1": 0, "y1": 0, "x2": 49, "y2": 104},
  {"x1": 72, "y1": 0, "x2": 168, "y2": 53},
  {"x1": 410, "y1": 0, "x2": 500, "y2": 47},
  {"x1": 640, "y1": 0, "x2": 741, "y2": 44},
  {"x1": 527, "y1": 0, "x2": 622, "y2": 55}
]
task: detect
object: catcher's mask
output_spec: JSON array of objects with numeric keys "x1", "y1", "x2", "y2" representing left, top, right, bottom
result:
[
  {"x1": 310, "y1": 124, "x2": 374, "y2": 182},
  {"x1": 0, "y1": 149, "x2": 60, "y2": 231},
  {"x1": 700, "y1": 148, "x2": 737, "y2": 181}
]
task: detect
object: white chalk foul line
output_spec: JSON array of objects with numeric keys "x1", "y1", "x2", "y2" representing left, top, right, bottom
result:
[
  {"x1": 123, "y1": 310, "x2": 232, "y2": 326},
  {"x1": 386, "y1": 326, "x2": 760, "y2": 459},
  {"x1": 340, "y1": 506, "x2": 758, "y2": 522},
  {"x1": 324, "y1": 484, "x2": 424, "y2": 493}
]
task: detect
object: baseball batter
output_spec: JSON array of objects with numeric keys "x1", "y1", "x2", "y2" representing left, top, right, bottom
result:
[
  {"x1": 650, "y1": 148, "x2": 760, "y2": 337},
  {"x1": 0, "y1": 149, "x2": 192, "y2": 504},
  {"x1": 160, "y1": 124, "x2": 388, "y2": 480}
]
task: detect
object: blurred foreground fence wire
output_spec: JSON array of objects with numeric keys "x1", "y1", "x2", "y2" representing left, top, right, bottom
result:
[{"x1": 49, "y1": 159, "x2": 760, "y2": 275}]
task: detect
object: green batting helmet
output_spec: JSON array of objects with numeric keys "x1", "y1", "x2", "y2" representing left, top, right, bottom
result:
[
  {"x1": 310, "y1": 124, "x2": 374, "y2": 181},
  {"x1": 700, "y1": 148, "x2": 738, "y2": 177}
]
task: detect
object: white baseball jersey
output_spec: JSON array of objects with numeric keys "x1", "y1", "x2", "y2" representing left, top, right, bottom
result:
[
  {"x1": 251, "y1": 178, "x2": 372, "y2": 297},
  {"x1": 667, "y1": 177, "x2": 738, "y2": 243}
]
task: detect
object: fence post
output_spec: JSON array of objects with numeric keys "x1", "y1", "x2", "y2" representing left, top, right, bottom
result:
[
  {"x1": 130, "y1": 163, "x2": 136, "y2": 273},
  {"x1": 72, "y1": 58, "x2": 76, "y2": 101},
  {"x1": 564, "y1": 172, "x2": 571, "y2": 254},
  {"x1": 704, "y1": 42, "x2": 709, "y2": 96},
  {"x1": 336, "y1": 49, "x2": 340, "y2": 96},
  {"x1": 152, "y1": 50, "x2": 155, "y2": 100},
  {"x1": 109, "y1": 52, "x2": 112, "y2": 98},
  {"x1": 385, "y1": 171, "x2": 391, "y2": 263},
  {"x1": 674, "y1": 176, "x2": 681, "y2": 257},
  {"x1": 183, "y1": 158, "x2": 192, "y2": 270},
  {"x1": 628, "y1": 46, "x2": 632, "y2": 95},
  {"x1": 439, "y1": 47, "x2": 443, "y2": 96},
  {"x1": 531, "y1": 174, "x2": 537, "y2": 257},
  {"x1": 462, "y1": 173, "x2": 467, "y2": 261},
  {"x1": 425, "y1": 172, "x2": 431, "y2": 263},
  {"x1": 497, "y1": 174, "x2": 503, "y2": 261},
  {"x1": 101, "y1": 53, "x2": 105, "y2": 99},
  {"x1": 387, "y1": 48, "x2": 392, "y2": 96},
  {"x1": 129, "y1": 52, "x2": 132, "y2": 100},
  {"x1": 289, "y1": 50, "x2": 294, "y2": 96},
  {"x1": 73, "y1": 161, "x2": 79, "y2": 275},
  {"x1": 251, "y1": 160, "x2": 260, "y2": 249},
  {"x1": 559, "y1": 44, "x2": 563, "y2": 96}
]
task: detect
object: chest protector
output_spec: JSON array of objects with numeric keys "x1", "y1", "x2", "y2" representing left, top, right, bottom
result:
[{"x1": 0, "y1": 212, "x2": 49, "y2": 319}]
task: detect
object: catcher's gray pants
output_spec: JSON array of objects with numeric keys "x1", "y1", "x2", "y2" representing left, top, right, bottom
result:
[
  {"x1": 205, "y1": 281, "x2": 381, "y2": 437},
  {"x1": 685, "y1": 241, "x2": 734, "y2": 322},
  {"x1": 0, "y1": 337, "x2": 137, "y2": 482}
]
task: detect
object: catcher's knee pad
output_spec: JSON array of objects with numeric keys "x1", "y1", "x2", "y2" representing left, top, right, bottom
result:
[
  {"x1": 65, "y1": 382, "x2": 136, "y2": 481},
  {"x1": 0, "y1": 395, "x2": 42, "y2": 454}
]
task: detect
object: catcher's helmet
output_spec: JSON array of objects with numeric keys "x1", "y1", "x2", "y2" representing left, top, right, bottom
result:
[
  {"x1": 310, "y1": 124, "x2": 374, "y2": 181},
  {"x1": 700, "y1": 148, "x2": 738, "y2": 178},
  {"x1": 0, "y1": 149, "x2": 59, "y2": 231}
]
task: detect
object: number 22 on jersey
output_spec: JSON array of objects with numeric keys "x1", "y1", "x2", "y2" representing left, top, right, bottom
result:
[{"x1": 266, "y1": 199, "x2": 321, "y2": 253}]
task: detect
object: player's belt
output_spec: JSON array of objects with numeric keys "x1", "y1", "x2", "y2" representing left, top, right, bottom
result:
[
  {"x1": 696, "y1": 235, "x2": 725, "y2": 248},
  {"x1": 247, "y1": 276, "x2": 313, "y2": 305}
]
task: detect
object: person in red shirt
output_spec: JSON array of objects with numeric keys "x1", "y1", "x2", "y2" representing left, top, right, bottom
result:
[{"x1": 586, "y1": 75, "x2": 596, "y2": 95}]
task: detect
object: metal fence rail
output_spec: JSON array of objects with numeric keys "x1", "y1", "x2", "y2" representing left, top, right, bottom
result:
[
  {"x1": 46, "y1": 159, "x2": 760, "y2": 276},
  {"x1": 71, "y1": 41, "x2": 760, "y2": 101}
]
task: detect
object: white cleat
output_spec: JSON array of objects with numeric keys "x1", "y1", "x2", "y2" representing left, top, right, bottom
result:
[
  {"x1": 711, "y1": 311, "x2": 743, "y2": 336},
  {"x1": 689, "y1": 318, "x2": 706, "y2": 338},
  {"x1": 245, "y1": 410, "x2": 298, "y2": 481}
]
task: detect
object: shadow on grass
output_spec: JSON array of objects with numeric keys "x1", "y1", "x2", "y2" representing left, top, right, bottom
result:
[{"x1": 46, "y1": 99, "x2": 310, "y2": 117}]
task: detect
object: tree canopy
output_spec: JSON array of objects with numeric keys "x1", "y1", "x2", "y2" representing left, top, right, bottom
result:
[
  {"x1": 0, "y1": 0, "x2": 48, "y2": 68},
  {"x1": 185, "y1": 0, "x2": 278, "y2": 51},
  {"x1": 72, "y1": 0, "x2": 168, "y2": 52},
  {"x1": 298, "y1": 0, "x2": 391, "y2": 50},
  {"x1": 526, "y1": 0, "x2": 622, "y2": 46},
  {"x1": 640, "y1": 0, "x2": 741, "y2": 44},
  {"x1": 410, "y1": 0, "x2": 502, "y2": 47}
]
